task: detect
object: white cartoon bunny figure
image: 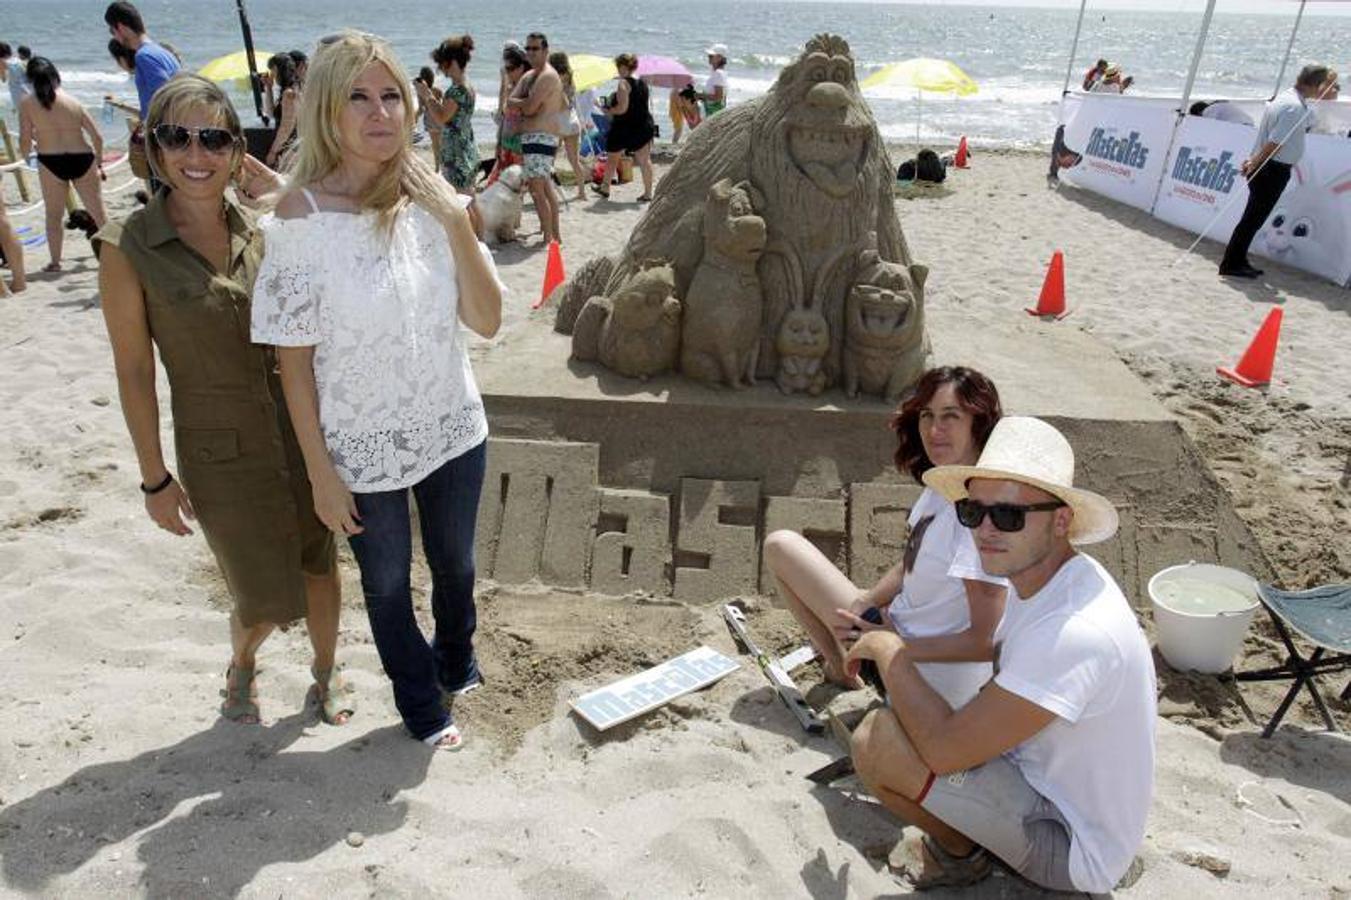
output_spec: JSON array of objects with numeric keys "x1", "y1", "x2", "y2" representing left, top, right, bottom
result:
[{"x1": 1256, "y1": 158, "x2": 1351, "y2": 283}]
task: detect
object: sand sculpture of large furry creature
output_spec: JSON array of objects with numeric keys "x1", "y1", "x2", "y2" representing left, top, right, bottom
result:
[{"x1": 555, "y1": 33, "x2": 921, "y2": 393}]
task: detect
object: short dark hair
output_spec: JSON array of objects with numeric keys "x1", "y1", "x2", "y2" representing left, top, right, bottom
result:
[
  {"x1": 526, "y1": 32, "x2": 548, "y2": 49},
  {"x1": 1189, "y1": 101, "x2": 1209, "y2": 117},
  {"x1": 0, "y1": 43, "x2": 10, "y2": 58},
  {"x1": 288, "y1": 49, "x2": 307, "y2": 67},
  {"x1": 18, "y1": 46, "x2": 31, "y2": 60},
  {"x1": 104, "y1": 2, "x2": 146, "y2": 34},
  {"x1": 502, "y1": 44, "x2": 528, "y2": 71},
  {"x1": 890, "y1": 366, "x2": 1002, "y2": 483},
  {"x1": 614, "y1": 52, "x2": 638, "y2": 71},
  {"x1": 1296, "y1": 64, "x2": 1331, "y2": 89}
]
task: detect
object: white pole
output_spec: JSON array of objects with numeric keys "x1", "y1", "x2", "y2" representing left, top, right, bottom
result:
[
  {"x1": 1061, "y1": 0, "x2": 1089, "y2": 97},
  {"x1": 1178, "y1": 0, "x2": 1217, "y2": 116},
  {"x1": 1273, "y1": 0, "x2": 1307, "y2": 97},
  {"x1": 916, "y1": 89, "x2": 921, "y2": 145}
]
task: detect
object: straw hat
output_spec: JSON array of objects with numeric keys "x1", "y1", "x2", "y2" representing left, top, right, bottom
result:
[
  {"x1": 705, "y1": 43, "x2": 729, "y2": 60},
  {"x1": 922, "y1": 416, "x2": 1119, "y2": 545},
  {"x1": 1104, "y1": 64, "x2": 1121, "y2": 78}
]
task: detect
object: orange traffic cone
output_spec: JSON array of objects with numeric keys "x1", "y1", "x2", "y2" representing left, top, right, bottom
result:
[
  {"x1": 1026, "y1": 251, "x2": 1069, "y2": 319},
  {"x1": 533, "y1": 240, "x2": 566, "y2": 310},
  {"x1": 954, "y1": 135, "x2": 970, "y2": 169},
  {"x1": 1218, "y1": 306, "x2": 1283, "y2": 387}
]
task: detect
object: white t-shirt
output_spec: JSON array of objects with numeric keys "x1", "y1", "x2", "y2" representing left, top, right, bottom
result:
[
  {"x1": 886, "y1": 487, "x2": 1007, "y2": 709},
  {"x1": 993, "y1": 553, "x2": 1156, "y2": 893},
  {"x1": 251, "y1": 199, "x2": 504, "y2": 492},
  {"x1": 704, "y1": 69, "x2": 728, "y2": 98}
]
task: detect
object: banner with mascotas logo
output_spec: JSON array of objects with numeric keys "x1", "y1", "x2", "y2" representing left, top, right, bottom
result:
[
  {"x1": 1156, "y1": 117, "x2": 1351, "y2": 285},
  {"x1": 1052, "y1": 94, "x2": 1177, "y2": 210}
]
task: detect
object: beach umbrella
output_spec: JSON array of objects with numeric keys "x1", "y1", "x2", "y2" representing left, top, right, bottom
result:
[
  {"x1": 635, "y1": 55, "x2": 694, "y2": 90},
  {"x1": 569, "y1": 54, "x2": 618, "y2": 92},
  {"x1": 861, "y1": 57, "x2": 978, "y2": 144},
  {"x1": 198, "y1": 49, "x2": 275, "y2": 87}
]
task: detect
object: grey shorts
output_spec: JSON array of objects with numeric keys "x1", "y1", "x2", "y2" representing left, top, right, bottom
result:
[{"x1": 920, "y1": 755, "x2": 1077, "y2": 892}]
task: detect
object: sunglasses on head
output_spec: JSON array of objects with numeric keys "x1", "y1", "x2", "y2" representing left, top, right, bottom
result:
[
  {"x1": 955, "y1": 498, "x2": 1066, "y2": 533},
  {"x1": 152, "y1": 123, "x2": 237, "y2": 153}
]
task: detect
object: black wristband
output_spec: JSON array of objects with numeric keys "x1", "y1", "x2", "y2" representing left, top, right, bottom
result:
[{"x1": 140, "y1": 472, "x2": 174, "y2": 495}]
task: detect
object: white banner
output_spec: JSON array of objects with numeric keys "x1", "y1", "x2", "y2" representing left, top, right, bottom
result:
[
  {"x1": 1052, "y1": 94, "x2": 1179, "y2": 211},
  {"x1": 1156, "y1": 118, "x2": 1351, "y2": 286}
]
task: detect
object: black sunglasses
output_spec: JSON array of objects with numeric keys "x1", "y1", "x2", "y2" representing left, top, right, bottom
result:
[
  {"x1": 152, "y1": 124, "x2": 237, "y2": 153},
  {"x1": 955, "y1": 498, "x2": 1066, "y2": 533}
]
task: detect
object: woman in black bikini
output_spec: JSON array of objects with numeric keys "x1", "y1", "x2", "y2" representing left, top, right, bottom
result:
[{"x1": 18, "y1": 57, "x2": 107, "y2": 272}]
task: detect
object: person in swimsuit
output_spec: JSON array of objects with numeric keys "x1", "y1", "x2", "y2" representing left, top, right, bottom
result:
[
  {"x1": 18, "y1": 57, "x2": 107, "y2": 272},
  {"x1": 262, "y1": 53, "x2": 300, "y2": 170},
  {"x1": 0, "y1": 181, "x2": 27, "y2": 296},
  {"x1": 414, "y1": 67, "x2": 444, "y2": 166},
  {"x1": 595, "y1": 54, "x2": 656, "y2": 202},
  {"x1": 506, "y1": 32, "x2": 564, "y2": 244},
  {"x1": 549, "y1": 52, "x2": 589, "y2": 201},
  {"x1": 486, "y1": 44, "x2": 528, "y2": 186}
]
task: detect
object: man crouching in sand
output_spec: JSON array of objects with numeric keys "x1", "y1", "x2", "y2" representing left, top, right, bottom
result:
[{"x1": 846, "y1": 416, "x2": 1155, "y2": 892}]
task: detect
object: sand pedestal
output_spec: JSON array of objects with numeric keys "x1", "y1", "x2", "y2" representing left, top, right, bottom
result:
[{"x1": 472, "y1": 307, "x2": 1267, "y2": 605}]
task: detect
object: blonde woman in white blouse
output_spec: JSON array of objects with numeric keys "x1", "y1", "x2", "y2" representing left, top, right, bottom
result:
[{"x1": 252, "y1": 31, "x2": 503, "y2": 751}]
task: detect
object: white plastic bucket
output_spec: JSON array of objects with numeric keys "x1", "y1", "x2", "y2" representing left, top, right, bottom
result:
[{"x1": 1148, "y1": 562, "x2": 1261, "y2": 674}]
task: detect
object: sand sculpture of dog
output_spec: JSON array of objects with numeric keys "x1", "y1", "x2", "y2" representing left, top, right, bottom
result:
[
  {"x1": 476, "y1": 164, "x2": 525, "y2": 245},
  {"x1": 679, "y1": 179, "x2": 767, "y2": 389},
  {"x1": 571, "y1": 262, "x2": 681, "y2": 380},
  {"x1": 843, "y1": 248, "x2": 929, "y2": 401}
]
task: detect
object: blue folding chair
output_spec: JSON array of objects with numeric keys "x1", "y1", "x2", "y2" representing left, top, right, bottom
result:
[{"x1": 1235, "y1": 584, "x2": 1351, "y2": 738}]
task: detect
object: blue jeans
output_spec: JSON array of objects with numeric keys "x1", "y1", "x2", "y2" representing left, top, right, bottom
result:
[{"x1": 348, "y1": 441, "x2": 486, "y2": 740}]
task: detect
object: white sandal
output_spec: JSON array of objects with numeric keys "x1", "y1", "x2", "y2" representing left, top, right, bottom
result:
[{"x1": 421, "y1": 723, "x2": 464, "y2": 751}]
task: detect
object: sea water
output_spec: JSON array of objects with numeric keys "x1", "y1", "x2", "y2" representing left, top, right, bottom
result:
[
  {"x1": 1153, "y1": 576, "x2": 1255, "y2": 616},
  {"x1": 3, "y1": 0, "x2": 1350, "y2": 148}
]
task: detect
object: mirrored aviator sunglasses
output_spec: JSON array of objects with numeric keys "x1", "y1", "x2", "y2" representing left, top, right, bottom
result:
[
  {"x1": 152, "y1": 124, "x2": 237, "y2": 153},
  {"x1": 954, "y1": 498, "x2": 1066, "y2": 533}
]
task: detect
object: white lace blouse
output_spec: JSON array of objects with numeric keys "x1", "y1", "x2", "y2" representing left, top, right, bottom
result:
[{"x1": 251, "y1": 197, "x2": 501, "y2": 493}]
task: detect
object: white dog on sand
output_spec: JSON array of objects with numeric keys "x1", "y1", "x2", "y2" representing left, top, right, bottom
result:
[{"x1": 475, "y1": 165, "x2": 525, "y2": 245}]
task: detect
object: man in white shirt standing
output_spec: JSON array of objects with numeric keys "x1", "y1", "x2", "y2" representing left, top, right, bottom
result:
[
  {"x1": 1220, "y1": 64, "x2": 1334, "y2": 278},
  {"x1": 846, "y1": 416, "x2": 1156, "y2": 894}
]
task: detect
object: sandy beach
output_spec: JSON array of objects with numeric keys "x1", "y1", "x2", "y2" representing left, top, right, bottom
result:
[{"x1": 1, "y1": 146, "x2": 1349, "y2": 898}]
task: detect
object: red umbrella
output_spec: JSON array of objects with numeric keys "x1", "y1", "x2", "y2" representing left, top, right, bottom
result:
[{"x1": 635, "y1": 55, "x2": 694, "y2": 89}]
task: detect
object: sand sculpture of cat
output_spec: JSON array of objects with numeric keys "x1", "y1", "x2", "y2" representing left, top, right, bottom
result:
[{"x1": 843, "y1": 248, "x2": 930, "y2": 401}]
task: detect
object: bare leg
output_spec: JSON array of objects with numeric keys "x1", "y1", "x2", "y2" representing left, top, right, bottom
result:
[
  {"x1": 225, "y1": 609, "x2": 275, "y2": 725},
  {"x1": 37, "y1": 166, "x2": 65, "y2": 270},
  {"x1": 563, "y1": 133, "x2": 587, "y2": 199},
  {"x1": 596, "y1": 155, "x2": 616, "y2": 197},
  {"x1": 527, "y1": 178, "x2": 556, "y2": 244},
  {"x1": 762, "y1": 529, "x2": 863, "y2": 687},
  {"x1": 851, "y1": 708, "x2": 977, "y2": 857},
  {"x1": 635, "y1": 142, "x2": 655, "y2": 198},
  {"x1": 0, "y1": 207, "x2": 24, "y2": 293},
  {"x1": 304, "y1": 569, "x2": 340, "y2": 672},
  {"x1": 72, "y1": 167, "x2": 107, "y2": 228}
]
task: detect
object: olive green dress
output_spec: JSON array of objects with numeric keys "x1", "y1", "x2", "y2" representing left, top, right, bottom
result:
[{"x1": 94, "y1": 194, "x2": 334, "y2": 627}]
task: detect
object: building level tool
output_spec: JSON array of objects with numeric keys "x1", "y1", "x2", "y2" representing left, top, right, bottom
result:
[{"x1": 722, "y1": 604, "x2": 825, "y2": 734}]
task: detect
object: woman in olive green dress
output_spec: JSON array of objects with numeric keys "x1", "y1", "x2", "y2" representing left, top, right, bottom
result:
[{"x1": 96, "y1": 75, "x2": 354, "y2": 726}]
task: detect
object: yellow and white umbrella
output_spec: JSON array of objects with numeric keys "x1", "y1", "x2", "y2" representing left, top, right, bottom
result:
[
  {"x1": 569, "y1": 54, "x2": 619, "y2": 93},
  {"x1": 199, "y1": 49, "x2": 274, "y2": 85},
  {"x1": 861, "y1": 57, "x2": 978, "y2": 144}
]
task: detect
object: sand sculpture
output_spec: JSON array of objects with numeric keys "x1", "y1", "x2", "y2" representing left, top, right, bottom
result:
[{"x1": 558, "y1": 33, "x2": 928, "y2": 399}]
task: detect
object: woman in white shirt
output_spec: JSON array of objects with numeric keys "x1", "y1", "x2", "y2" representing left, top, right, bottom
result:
[
  {"x1": 251, "y1": 31, "x2": 504, "y2": 751},
  {"x1": 763, "y1": 367, "x2": 1007, "y2": 709},
  {"x1": 698, "y1": 43, "x2": 729, "y2": 117}
]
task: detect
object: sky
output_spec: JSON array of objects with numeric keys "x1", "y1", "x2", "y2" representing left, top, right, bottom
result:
[{"x1": 842, "y1": 0, "x2": 1351, "y2": 15}]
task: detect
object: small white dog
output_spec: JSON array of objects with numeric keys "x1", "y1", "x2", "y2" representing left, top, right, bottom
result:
[{"x1": 475, "y1": 164, "x2": 525, "y2": 245}]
